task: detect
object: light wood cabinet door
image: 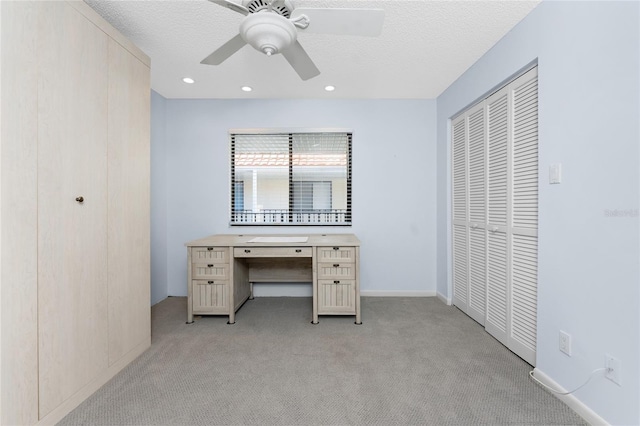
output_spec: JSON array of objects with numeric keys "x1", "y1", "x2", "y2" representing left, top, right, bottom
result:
[
  {"x1": 317, "y1": 280, "x2": 356, "y2": 314},
  {"x1": 0, "y1": 2, "x2": 40, "y2": 424},
  {"x1": 107, "y1": 37, "x2": 151, "y2": 366},
  {"x1": 192, "y1": 280, "x2": 230, "y2": 314},
  {"x1": 36, "y1": 1, "x2": 109, "y2": 417}
]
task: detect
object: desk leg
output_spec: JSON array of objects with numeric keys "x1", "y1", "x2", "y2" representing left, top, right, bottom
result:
[
  {"x1": 186, "y1": 248, "x2": 194, "y2": 324},
  {"x1": 228, "y1": 251, "x2": 236, "y2": 324},
  {"x1": 312, "y1": 247, "x2": 319, "y2": 324},
  {"x1": 354, "y1": 246, "x2": 362, "y2": 325}
]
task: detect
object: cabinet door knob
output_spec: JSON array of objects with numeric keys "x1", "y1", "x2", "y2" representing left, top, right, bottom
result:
[
  {"x1": 75, "y1": 196, "x2": 84, "y2": 203},
  {"x1": 207, "y1": 264, "x2": 214, "y2": 268},
  {"x1": 333, "y1": 247, "x2": 340, "y2": 250},
  {"x1": 334, "y1": 280, "x2": 340, "y2": 284},
  {"x1": 208, "y1": 281, "x2": 214, "y2": 284},
  {"x1": 207, "y1": 247, "x2": 214, "y2": 251},
  {"x1": 333, "y1": 264, "x2": 339, "y2": 268}
]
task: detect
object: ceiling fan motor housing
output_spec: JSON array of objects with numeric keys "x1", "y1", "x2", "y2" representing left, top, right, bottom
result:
[
  {"x1": 242, "y1": 0, "x2": 294, "y2": 18},
  {"x1": 240, "y1": 12, "x2": 297, "y2": 56}
]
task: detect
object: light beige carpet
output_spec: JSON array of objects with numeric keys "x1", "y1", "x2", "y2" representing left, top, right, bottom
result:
[{"x1": 58, "y1": 296, "x2": 585, "y2": 425}]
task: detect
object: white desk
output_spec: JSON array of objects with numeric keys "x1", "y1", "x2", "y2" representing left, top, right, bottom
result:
[{"x1": 185, "y1": 234, "x2": 361, "y2": 324}]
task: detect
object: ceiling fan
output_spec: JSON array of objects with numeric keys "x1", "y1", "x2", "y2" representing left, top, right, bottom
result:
[{"x1": 202, "y1": 0, "x2": 385, "y2": 81}]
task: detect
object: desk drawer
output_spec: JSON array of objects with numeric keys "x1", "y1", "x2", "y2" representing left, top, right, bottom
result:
[
  {"x1": 192, "y1": 280, "x2": 229, "y2": 313},
  {"x1": 192, "y1": 263, "x2": 229, "y2": 279},
  {"x1": 317, "y1": 246, "x2": 356, "y2": 263},
  {"x1": 234, "y1": 247, "x2": 312, "y2": 258},
  {"x1": 317, "y1": 279, "x2": 356, "y2": 314},
  {"x1": 317, "y1": 262, "x2": 356, "y2": 279},
  {"x1": 191, "y1": 247, "x2": 229, "y2": 264}
]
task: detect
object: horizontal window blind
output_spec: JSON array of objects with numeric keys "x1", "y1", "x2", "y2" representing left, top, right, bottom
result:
[{"x1": 230, "y1": 131, "x2": 352, "y2": 225}]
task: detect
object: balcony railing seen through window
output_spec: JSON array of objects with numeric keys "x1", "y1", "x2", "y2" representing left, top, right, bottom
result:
[{"x1": 230, "y1": 131, "x2": 352, "y2": 226}]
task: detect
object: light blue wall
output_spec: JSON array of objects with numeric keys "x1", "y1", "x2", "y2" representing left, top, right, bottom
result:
[
  {"x1": 436, "y1": 2, "x2": 639, "y2": 424},
  {"x1": 150, "y1": 90, "x2": 168, "y2": 305},
  {"x1": 153, "y1": 99, "x2": 437, "y2": 299}
]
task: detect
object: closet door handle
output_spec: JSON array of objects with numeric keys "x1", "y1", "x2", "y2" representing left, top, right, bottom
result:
[
  {"x1": 295, "y1": 249, "x2": 302, "y2": 253},
  {"x1": 333, "y1": 264, "x2": 340, "y2": 268},
  {"x1": 75, "y1": 196, "x2": 84, "y2": 203},
  {"x1": 244, "y1": 249, "x2": 251, "y2": 253}
]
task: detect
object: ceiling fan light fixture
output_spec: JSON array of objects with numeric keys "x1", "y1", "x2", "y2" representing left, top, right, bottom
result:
[{"x1": 239, "y1": 12, "x2": 297, "y2": 56}]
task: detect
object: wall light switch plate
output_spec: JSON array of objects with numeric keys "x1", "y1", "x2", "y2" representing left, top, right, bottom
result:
[{"x1": 549, "y1": 163, "x2": 562, "y2": 184}]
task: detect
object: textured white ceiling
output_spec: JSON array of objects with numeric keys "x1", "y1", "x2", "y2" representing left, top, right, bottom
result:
[{"x1": 85, "y1": 0, "x2": 540, "y2": 99}]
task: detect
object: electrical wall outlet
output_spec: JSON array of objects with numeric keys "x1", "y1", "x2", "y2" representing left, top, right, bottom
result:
[
  {"x1": 559, "y1": 331, "x2": 572, "y2": 356},
  {"x1": 605, "y1": 354, "x2": 621, "y2": 386}
]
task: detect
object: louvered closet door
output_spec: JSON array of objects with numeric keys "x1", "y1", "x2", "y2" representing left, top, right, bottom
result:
[
  {"x1": 466, "y1": 103, "x2": 487, "y2": 325},
  {"x1": 451, "y1": 115, "x2": 468, "y2": 313},
  {"x1": 451, "y1": 66, "x2": 538, "y2": 366},
  {"x1": 485, "y1": 85, "x2": 511, "y2": 347},
  {"x1": 508, "y1": 67, "x2": 538, "y2": 365}
]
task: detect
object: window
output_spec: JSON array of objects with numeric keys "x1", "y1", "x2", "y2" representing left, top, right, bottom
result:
[{"x1": 230, "y1": 131, "x2": 352, "y2": 225}]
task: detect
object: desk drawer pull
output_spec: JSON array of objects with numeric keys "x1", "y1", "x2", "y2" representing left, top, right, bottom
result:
[
  {"x1": 295, "y1": 249, "x2": 302, "y2": 253},
  {"x1": 207, "y1": 247, "x2": 214, "y2": 251},
  {"x1": 333, "y1": 247, "x2": 340, "y2": 250},
  {"x1": 333, "y1": 264, "x2": 340, "y2": 268},
  {"x1": 334, "y1": 280, "x2": 340, "y2": 284},
  {"x1": 244, "y1": 249, "x2": 251, "y2": 253}
]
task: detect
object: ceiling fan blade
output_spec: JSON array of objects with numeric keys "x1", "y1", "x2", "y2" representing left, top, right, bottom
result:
[
  {"x1": 207, "y1": 0, "x2": 249, "y2": 16},
  {"x1": 281, "y1": 40, "x2": 320, "y2": 81},
  {"x1": 201, "y1": 34, "x2": 247, "y2": 65},
  {"x1": 290, "y1": 8, "x2": 385, "y2": 37}
]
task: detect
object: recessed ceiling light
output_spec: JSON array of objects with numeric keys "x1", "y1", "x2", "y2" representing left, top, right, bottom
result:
[
  {"x1": 182, "y1": 77, "x2": 195, "y2": 84},
  {"x1": 241, "y1": 86, "x2": 253, "y2": 92},
  {"x1": 324, "y1": 85, "x2": 336, "y2": 92}
]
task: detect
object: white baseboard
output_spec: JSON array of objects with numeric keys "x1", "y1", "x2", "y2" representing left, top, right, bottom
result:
[
  {"x1": 360, "y1": 290, "x2": 436, "y2": 297},
  {"x1": 532, "y1": 368, "x2": 609, "y2": 426},
  {"x1": 436, "y1": 291, "x2": 452, "y2": 305}
]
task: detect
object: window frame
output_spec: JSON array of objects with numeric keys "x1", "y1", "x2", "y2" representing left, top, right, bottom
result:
[{"x1": 229, "y1": 128, "x2": 352, "y2": 226}]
